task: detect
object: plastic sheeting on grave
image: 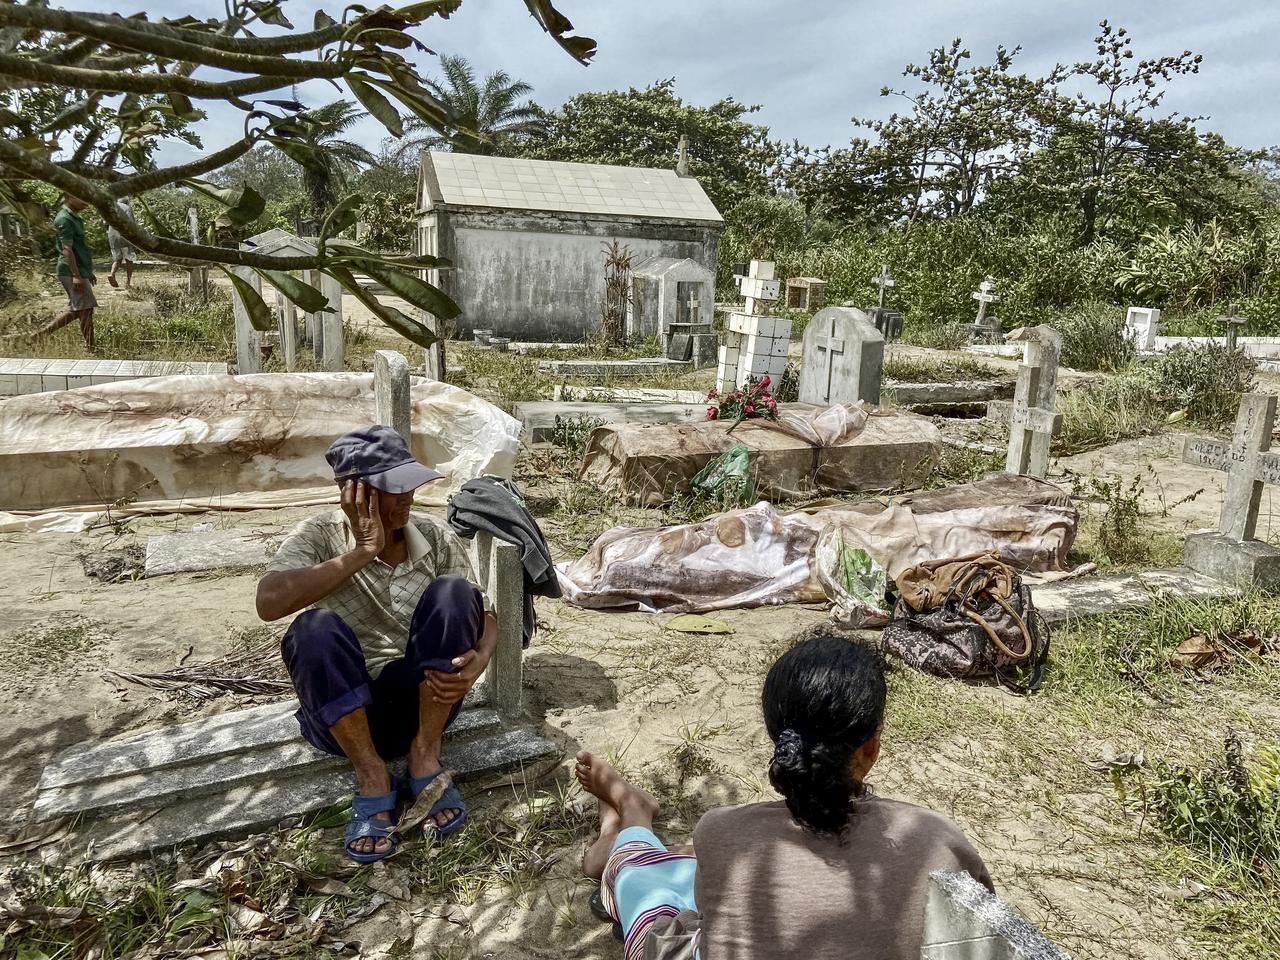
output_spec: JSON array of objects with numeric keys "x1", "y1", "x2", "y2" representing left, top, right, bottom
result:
[
  {"x1": 557, "y1": 475, "x2": 1077, "y2": 614},
  {"x1": 0, "y1": 373, "x2": 521, "y2": 514},
  {"x1": 579, "y1": 403, "x2": 941, "y2": 507}
]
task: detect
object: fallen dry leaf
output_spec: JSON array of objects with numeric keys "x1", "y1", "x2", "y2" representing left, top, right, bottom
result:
[
  {"x1": 665, "y1": 614, "x2": 734, "y2": 635},
  {"x1": 394, "y1": 772, "x2": 452, "y2": 836},
  {"x1": 1172, "y1": 634, "x2": 1227, "y2": 671}
]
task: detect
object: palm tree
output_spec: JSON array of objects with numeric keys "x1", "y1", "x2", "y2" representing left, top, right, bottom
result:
[
  {"x1": 286, "y1": 100, "x2": 378, "y2": 224},
  {"x1": 397, "y1": 54, "x2": 544, "y2": 158}
]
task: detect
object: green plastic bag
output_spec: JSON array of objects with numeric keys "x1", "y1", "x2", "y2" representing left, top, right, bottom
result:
[{"x1": 690, "y1": 444, "x2": 756, "y2": 509}]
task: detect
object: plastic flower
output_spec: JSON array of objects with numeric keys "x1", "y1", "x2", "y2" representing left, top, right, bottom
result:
[
  {"x1": 707, "y1": 387, "x2": 718, "y2": 399},
  {"x1": 760, "y1": 375, "x2": 771, "y2": 388},
  {"x1": 707, "y1": 406, "x2": 719, "y2": 420},
  {"x1": 745, "y1": 403, "x2": 755, "y2": 415}
]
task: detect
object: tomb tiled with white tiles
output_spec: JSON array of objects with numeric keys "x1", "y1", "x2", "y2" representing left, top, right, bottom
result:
[
  {"x1": 0, "y1": 358, "x2": 228, "y2": 396},
  {"x1": 716, "y1": 260, "x2": 793, "y2": 392}
]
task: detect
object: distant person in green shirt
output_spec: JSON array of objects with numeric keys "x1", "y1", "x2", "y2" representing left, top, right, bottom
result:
[{"x1": 52, "y1": 192, "x2": 98, "y2": 351}]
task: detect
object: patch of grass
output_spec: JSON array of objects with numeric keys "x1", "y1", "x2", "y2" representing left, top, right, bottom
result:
[
  {"x1": 549, "y1": 415, "x2": 606, "y2": 462},
  {"x1": 903, "y1": 321, "x2": 970, "y2": 351},
  {"x1": 1056, "y1": 372, "x2": 1167, "y2": 454},
  {"x1": 884, "y1": 354, "x2": 1003, "y2": 384},
  {"x1": 924, "y1": 443, "x2": 1005, "y2": 487},
  {"x1": 1043, "y1": 302, "x2": 1137, "y2": 372},
  {"x1": 0, "y1": 616, "x2": 109, "y2": 686},
  {"x1": 1070, "y1": 467, "x2": 1199, "y2": 570}
]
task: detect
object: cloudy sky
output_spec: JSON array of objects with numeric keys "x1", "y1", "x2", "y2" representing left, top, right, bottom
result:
[{"x1": 72, "y1": 0, "x2": 1280, "y2": 163}]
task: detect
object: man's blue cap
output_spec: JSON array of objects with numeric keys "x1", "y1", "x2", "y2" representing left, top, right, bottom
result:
[{"x1": 325, "y1": 425, "x2": 442, "y2": 494}]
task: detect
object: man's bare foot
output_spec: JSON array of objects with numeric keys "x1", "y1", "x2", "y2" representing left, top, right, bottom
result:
[
  {"x1": 351, "y1": 766, "x2": 394, "y2": 856},
  {"x1": 575, "y1": 751, "x2": 659, "y2": 831},
  {"x1": 582, "y1": 795, "x2": 622, "y2": 880}
]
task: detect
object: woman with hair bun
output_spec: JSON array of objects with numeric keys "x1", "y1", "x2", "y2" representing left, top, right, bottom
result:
[{"x1": 575, "y1": 633, "x2": 992, "y2": 960}]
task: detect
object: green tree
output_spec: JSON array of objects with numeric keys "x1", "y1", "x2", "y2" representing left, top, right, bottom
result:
[
  {"x1": 281, "y1": 100, "x2": 378, "y2": 224},
  {"x1": 396, "y1": 54, "x2": 543, "y2": 157},
  {"x1": 0, "y1": 0, "x2": 596, "y2": 349},
  {"x1": 521, "y1": 78, "x2": 780, "y2": 211}
]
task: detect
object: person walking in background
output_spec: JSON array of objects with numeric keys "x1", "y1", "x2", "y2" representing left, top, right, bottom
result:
[
  {"x1": 106, "y1": 197, "x2": 138, "y2": 290},
  {"x1": 50, "y1": 192, "x2": 98, "y2": 351}
]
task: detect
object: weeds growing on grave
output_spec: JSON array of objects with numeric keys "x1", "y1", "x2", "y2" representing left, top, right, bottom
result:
[
  {"x1": 1043, "y1": 302, "x2": 1136, "y2": 372},
  {"x1": 1072, "y1": 466, "x2": 1201, "y2": 569},
  {"x1": 0, "y1": 616, "x2": 109, "y2": 690},
  {"x1": 883, "y1": 354, "x2": 1002, "y2": 384},
  {"x1": 550, "y1": 415, "x2": 606, "y2": 462}
]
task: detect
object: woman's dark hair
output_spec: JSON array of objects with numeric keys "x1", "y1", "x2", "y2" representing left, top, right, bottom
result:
[{"x1": 763, "y1": 634, "x2": 886, "y2": 837}]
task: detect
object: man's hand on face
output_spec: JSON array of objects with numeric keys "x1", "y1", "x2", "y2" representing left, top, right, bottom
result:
[
  {"x1": 341, "y1": 479, "x2": 386, "y2": 558},
  {"x1": 427, "y1": 649, "x2": 490, "y2": 706}
]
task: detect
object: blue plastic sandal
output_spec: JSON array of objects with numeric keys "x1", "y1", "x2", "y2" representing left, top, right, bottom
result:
[
  {"x1": 406, "y1": 770, "x2": 468, "y2": 837},
  {"x1": 344, "y1": 781, "x2": 401, "y2": 863}
]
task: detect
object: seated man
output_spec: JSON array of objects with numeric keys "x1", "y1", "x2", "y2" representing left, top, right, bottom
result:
[{"x1": 256, "y1": 425, "x2": 498, "y2": 862}]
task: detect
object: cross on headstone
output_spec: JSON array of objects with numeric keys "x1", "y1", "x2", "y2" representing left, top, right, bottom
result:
[
  {"x1": 1182, "y1": 392, "x2": 1280, "y2": 542},
  {"x1": 873, "y1": 265, "x2": 895, "y2": 310},
  {"x1": 718, "y1": 260, "x2": 790, "y2": 392},
  {"x1": 1002, "y1": 326, "x2": 1061, "y2": 478},
  {"x1": 814, "y1": 318, "x2": 846, "y2": 402},
  {"x1": 374, "y1": 349, "x2": 411, "y2": 444},
  {"x1": 1218, "y1": 302, "x2": 1248, "y2": 352},
  {"x1": 970, "y1": 277, "x2": 1000, "y2": 340}
]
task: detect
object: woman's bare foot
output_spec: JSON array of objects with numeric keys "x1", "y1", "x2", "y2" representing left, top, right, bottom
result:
[{"x1": 575, "y1": 751, "x2": 659, "y2": 829}]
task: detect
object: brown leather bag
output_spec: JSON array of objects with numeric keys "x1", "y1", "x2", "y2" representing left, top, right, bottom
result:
[{"x1": 882, "y1": 552, "x2": 1049, "y2": 692}]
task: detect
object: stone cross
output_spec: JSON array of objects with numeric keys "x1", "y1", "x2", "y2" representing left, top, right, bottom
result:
[
  {"x1": 1218, "y1": 302, "x2": 1248, "y2": 351},
  {"x1": 967, "y1": 276, "x2": 998, "y2": 340},
  {"x1": 1181, "y1": 392, "x2": 1280, "y2": 542},
  {"x1": 374, "y1": 349, "x2": 411, "y2": 443},
  {"x1": 873, "y1": 265, "x2": 895, "y2": 310},
  {"x1": 737, "y1": 259, "x2": 781, "y2": 316},
  {"x1": 1002, "y1": 325, "x2": 1061, "y2": 478},
  {"x1": 798, "y1": 306, "x2": 884, "y2": 407}
]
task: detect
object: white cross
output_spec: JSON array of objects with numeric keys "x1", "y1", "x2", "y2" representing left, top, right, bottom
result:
[
  {"x1": 738, "y1": 259, "x2": 780, "y2": 315},
  {"x1": 815, "y1": 318, "x2": 845, "y2": 402},
  {"x1": 972, "y1": 277, "x2": 999, "y2": 327},
  {"x1": 873, "y1": 265, "x2": 895, "y2": 309}
]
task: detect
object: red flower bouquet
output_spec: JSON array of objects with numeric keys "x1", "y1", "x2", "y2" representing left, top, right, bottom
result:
[{"x1": 707, "y1": 375, "x2": 779, "y2": 424}]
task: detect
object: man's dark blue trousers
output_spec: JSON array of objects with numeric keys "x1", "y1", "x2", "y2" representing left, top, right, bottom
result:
[{"x1": 281, "y1": 575, "x2": 483, "y2": 758}]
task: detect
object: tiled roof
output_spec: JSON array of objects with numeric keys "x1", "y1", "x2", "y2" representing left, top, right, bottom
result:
[{"x1": 422, "y1": 152, "x2": 722, "y2": 223}]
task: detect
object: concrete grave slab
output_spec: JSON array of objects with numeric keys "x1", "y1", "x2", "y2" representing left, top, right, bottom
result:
[
  {"x1": 0, "y1": 357, "x2": 227, "y2": 397},
  {"x1": 1031, "y1": 567, "x2": 1228, "y2": 625},
  {"x1": 513, "y1": 400, "x2": 816, "y2": 443},
  {"x1": 143, "y1": 527, "x2": 285, "y2": 578},
  {"x1": 922, "y1": 871, "x2": 1070, "y2": 960},
  {"x1": 536, "y1": 357, "x2": 692, "y2": 378}
]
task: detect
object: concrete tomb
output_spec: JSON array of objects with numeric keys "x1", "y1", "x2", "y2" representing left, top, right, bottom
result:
[
  {"x1": 987, "y1": 326, "x2": 1062, "y2": 480},
  {"x1": 1181, "y1": 391, "x2": 1280, "y2": 589},
  {"x1": 798, "y1": 306, "x2": 885, "y2": 407},
  {"x1": 233, "y1": 229, "x2": 344, "y2": 374},
  {"x1": 416, "y1": 152, "x2": 722, "y2": 342},
  {"x1": 717, "y1": 260, "x2": 792, "y2": 392},
  {"x1": 1124, "y1": 306, "x2": 1160, "y2": 351},
  {"x1": 627, "y1": 255, "x2": 715, "y2": 351},
  {"x1": 581, "y1": 404, "x2": 941, "y2": 507},
  {"x1": 785, "y1": 276, "x2": 828, "y2": 311},
  {"x1": 0, "y1": 358, "x2": 226, "y2": 397}
]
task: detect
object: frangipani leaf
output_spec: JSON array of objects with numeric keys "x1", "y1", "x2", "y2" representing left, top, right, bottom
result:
[
  {"x1": 220, "y1": 268, "x2": 276, "y2": 332},
  {"x1": 258, "y1": 270, "x2": 331, "y2": 313}
]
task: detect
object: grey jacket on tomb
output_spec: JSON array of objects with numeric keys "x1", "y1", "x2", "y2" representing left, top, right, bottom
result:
[{"x1": 446, "y1": 475, "x2": 561, "y2": 647}]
